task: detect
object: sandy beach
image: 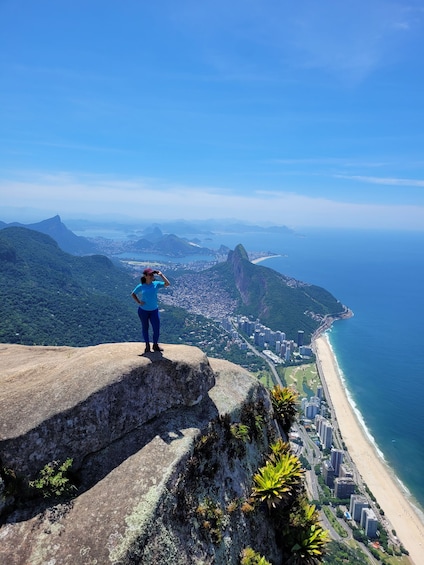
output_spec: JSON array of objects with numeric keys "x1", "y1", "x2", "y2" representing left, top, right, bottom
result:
[
  {"x1": 251, "y1": 254, "x2": 282, "y2": 264},
  {"x1": 314, "y1": 334, "x2": 424, "y2": 565}
]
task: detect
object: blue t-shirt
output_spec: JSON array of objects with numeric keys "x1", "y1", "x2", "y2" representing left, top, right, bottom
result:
[{"x1": 132, "y1": 280, "x2": 165, "y2": 311}]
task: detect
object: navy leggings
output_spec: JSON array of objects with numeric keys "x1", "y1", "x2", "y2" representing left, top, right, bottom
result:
[{"x1": 138, "y1": 307, "x2": 160, "y2": 344}]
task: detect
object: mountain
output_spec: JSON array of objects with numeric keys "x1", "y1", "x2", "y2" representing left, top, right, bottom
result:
[
  {"x1": 0, "y1": 227, "x2": 225, "y2": 350},
  {"x1": 0, "y1": 215, "x2": 97, "y2": 255},
  {"x1": 65, "y1": 217, "x2": 294, "y2": 237},
  {"x1": 130, "y1": 233, "x2": 214, "y2": 257},
  {"x1": 0, "y1": 216, "x2": 217, "y2": 258},
  {"x1": 0, "y1": 227, "x2": 348, "y2": 351},
  {"x1": 212, "y1": 244, "x2": 349, "y2": 342},
  {"x1": 0, "y1": 226, "x2": 140, "y2": 345}
]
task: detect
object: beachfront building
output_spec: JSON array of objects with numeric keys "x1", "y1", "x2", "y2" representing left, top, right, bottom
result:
[
  {"x1": 361, "y1": 507, "x2": 379, "y2": 538},
  {"x1": 299, "y1": 345, "x2": 313, "y2": 357},
  {"x1": 322, "y1": 460, "x2": 335, "y2": 488},
  {"x1": 334, "y1": 477, "x2": 356, "y2": 499},
  {"x1": 305, "y1": 400, "x2": 320, "y2": 420},
  {"x1": 320, "y1": 421, "x2": 333, "y2": 449},
  {"x1": 330, "y1": 448, "x2": 344, "y2": 476},
  {"x1": 350, "y1": 494, "x2": 369, "y2": 522},
  {"x1": 339, "y1": 463, "x2": 354, "y2": 479},
  {"x1": 314, "y1": 414, "x2": 333, "y2": 449}
]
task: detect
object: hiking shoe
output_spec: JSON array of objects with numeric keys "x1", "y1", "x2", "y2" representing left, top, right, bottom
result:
[
  {"x1": 144, "y1": 344, "x2": 151, "y2": 354},
  {"x1": 153, "y1": 343, "x2": 163, "y2": 352}
]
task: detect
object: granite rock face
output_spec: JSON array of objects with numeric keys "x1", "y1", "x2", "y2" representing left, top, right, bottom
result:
[
  {"x1": 0, "y1": 343, "x2": 215, "y2": 480},
  {"x1": 0, "y1": 343, "x2": 280, "y2": 565}
]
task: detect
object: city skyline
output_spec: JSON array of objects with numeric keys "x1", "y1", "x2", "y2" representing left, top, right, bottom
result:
[{"x1": 1, "y1": 1, "x2": 424, "y2": 230}]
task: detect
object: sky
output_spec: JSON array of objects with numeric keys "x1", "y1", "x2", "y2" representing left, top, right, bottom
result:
[{"x1": 1, "y1": 0, "x2": 424, "y2": 230}]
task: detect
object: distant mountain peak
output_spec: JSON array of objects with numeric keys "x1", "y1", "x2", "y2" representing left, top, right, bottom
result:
[
  {"x1": 214, "y1": 244, "x2": 348, "y2": 342},
  {"x1": 232, "y1": 243, "x2": 249, "y2": 261},
  {"x1": 0, "y1": 216, "x2": 96, "y2": 255}
]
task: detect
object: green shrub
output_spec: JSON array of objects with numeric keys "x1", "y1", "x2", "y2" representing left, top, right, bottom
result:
[
  {"x1": 240, "y1": 546, "x2": 272, "y2": 565},
  {"x1": 29, "y1": 458, "x2": 77, "y2": 499}
]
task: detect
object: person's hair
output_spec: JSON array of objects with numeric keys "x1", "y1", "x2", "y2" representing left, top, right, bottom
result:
[{"x1": 141, "y1": 276, "x2": 146, "y2": 284}]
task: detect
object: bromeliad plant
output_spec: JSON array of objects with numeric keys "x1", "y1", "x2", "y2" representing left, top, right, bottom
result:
[
  {"x1": 270, "y1": 385, "x2": 299, "y2": 434},
  {"x1": 252, "y1": 443, "x2": 303, "y2": 512},
  {"x1": 282, "y1": 497, "x2": 330, "y2": 564},
  {"x1": 240, "y1": 547, "x2": 272, "y2": 565},
  {"x1": 268, "y1": 438, "x2": 291, "y2": 462},
  {"x1": 230, "y1": 423, "x2": 250, "y2": 442},
  {"x1": 286, "y1": 523, "x2": 329, "y2": 565}
]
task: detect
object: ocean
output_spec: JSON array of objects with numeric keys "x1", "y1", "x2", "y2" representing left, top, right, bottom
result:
[{"x1": 202, "y1": 228, "x2": 424, "y2": 516}]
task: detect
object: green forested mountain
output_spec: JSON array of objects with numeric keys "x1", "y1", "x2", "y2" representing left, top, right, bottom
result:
[
  {"x1": 0, "y1": 228, "x2": 348, "y2": 349},
  {"x1": 0, "y1": 227, "x2": 204, "y2": 347},
  {"x1": 0, "y1": 215, "x2": 215, "y2": 257},
  {"x1": 0, "y1": 214, "x2": 97, "y2": 255},
  {"x1": 210, "y1": 244, "x2": 348, "y2": 342}
]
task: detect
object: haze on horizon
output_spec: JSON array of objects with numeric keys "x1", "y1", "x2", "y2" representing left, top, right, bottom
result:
[{"x1": 1, "y1": 1, "x2": 424, "y2": 231}]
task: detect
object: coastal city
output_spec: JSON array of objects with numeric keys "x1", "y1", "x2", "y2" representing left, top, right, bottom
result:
[
  {"x1": 227, "y1": 315, "x2": 408, "y2": 558},
  {"x1": 150, "y1": 259, "x2": 419, "y2": 564},
  {"x1": 237, "y1": 319, "x2": 409, "y2": 561},
  {"x1": 197, "y1": 310, "x2": 411, "y2": 563},
  {"x1": 295, "y1": 385, "x2": 407, "y2": 561}
]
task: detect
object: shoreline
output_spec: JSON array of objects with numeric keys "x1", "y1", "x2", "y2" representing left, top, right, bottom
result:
[
  {"x1": 313, "y1": 333, "x2": 424, "y2": 565},
  {"x1": 251, "y1": 254, "x2": 282, "y2": 264}
]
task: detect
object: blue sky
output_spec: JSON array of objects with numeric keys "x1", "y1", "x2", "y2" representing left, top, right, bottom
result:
[{"x1": 1, "y1": 0, "x2": 424, "y2": 229}]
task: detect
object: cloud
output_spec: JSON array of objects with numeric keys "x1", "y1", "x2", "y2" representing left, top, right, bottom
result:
[
  {"x1": 1, "y1": 171, "x2": 424, "y2": 230},
  {"x1": 334, "y1": 174, "x2": 424, "y2": 187}
]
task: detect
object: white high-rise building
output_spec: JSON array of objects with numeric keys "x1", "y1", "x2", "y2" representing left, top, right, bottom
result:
[
  {"x1": 361, "y1": 508, "x2": 378, "y2": 538},
  {"x1": 339, "y1": 464, "x2": 353, "y2": 479},
  {"x1": 350, "y1": 495, "x2": 369, "y2": 522},
  {"x1": 305, "y1": 402, "x2": 320, "y2": 419},
  {"x1": 315, "y1": 414, "x2": 325, "y2": 436},
  {"x1": 321, "y1": 421, "x2": 333, "y2": 449}
]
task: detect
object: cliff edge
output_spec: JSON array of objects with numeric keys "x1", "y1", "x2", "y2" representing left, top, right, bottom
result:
[{"x1": 0, "y1": 343, "x2": 280, "y2": 565}]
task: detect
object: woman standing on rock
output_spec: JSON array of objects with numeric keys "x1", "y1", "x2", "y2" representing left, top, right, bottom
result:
[{"x1": 131, "y1": 267, "x2": 170, "y2": 354}]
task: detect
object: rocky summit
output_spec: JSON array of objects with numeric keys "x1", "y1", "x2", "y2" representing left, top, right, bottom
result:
[{"x1": 0, "y1": 343, "x2": 280, "y2": 565}]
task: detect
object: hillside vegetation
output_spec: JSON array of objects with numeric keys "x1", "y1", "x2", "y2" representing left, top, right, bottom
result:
[
  {"x1": 0, "y1": 228, "x2": 347, "y2": 350},
  {"x1": 211, "y1": 244, "x2": 347, "y2": 342},
  {"x1": 0, "y1": 227, "x2": 207, "y2": 347}
]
